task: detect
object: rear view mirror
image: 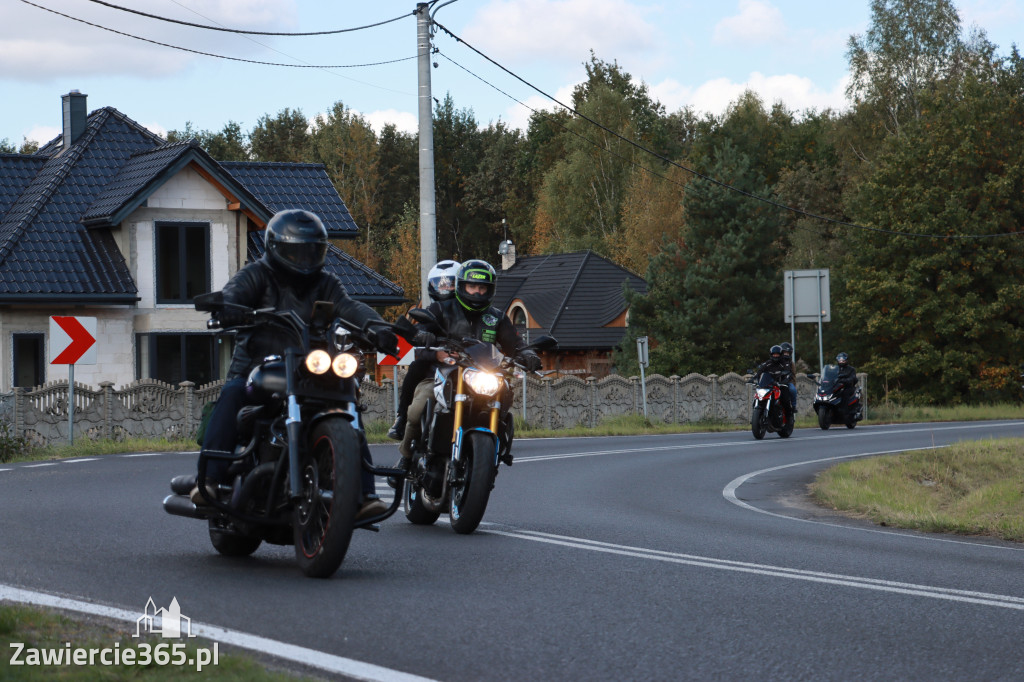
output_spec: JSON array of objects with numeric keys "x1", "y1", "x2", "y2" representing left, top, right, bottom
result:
[
  {"x1": 527, "y1": 335, "x2": 558, "y2": 352},
  {"x1": 194, "y1": 290, "x2": 223, "y2": 312}
]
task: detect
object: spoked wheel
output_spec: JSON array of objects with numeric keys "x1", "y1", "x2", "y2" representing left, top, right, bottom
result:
[
  {"x1": 449, "y1": 431, "x2": 497, "y2": 534},
  {"x1": 818, "y1": 407, "x2": 832, "y2": 430},
  {"x1": 208, "y1": 518, "x2": 261, "y2": 557},
  {"x1": 293, "y1": 418, "x2": 360, "y2": 578},
  {"x1": 751, "y1": 407, "x2": 766, "y2": 440}
]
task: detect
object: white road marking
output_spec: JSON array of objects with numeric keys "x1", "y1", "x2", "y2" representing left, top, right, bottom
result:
[
  {"x1": 22, "y1": 462, "x2": 57, "y2": 468},
  {"x1": 0, "y1": 584, "x2": 438, "y2": 682},
  {"x1": 722, "y1": 447, "x2": 1024, "y2": 552},
  {"x1": 482, "y1": 527, "x2": 1024, "y2": 610},
  {"x1": 64, "y1": 458, "x2": 99, "y2": 463}
]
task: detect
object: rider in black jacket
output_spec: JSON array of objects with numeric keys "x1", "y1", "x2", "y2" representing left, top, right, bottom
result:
[
  {"x1": 396, "y1": 259, "x2": 540, "y2": 466},
  {"x1": 835, "y1": 352, "x2": 858, "y2": 417},
  {"x1": 193, "y1": 209, "x2": 399, "y2": 520},
  {"x1": 756, "y1": 345, "x2": 795, "y2": 419}
]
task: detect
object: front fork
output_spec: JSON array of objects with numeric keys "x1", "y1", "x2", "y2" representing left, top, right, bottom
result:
[{"x1": 285, "y1": 351, "x2": 303, "y2": 500}]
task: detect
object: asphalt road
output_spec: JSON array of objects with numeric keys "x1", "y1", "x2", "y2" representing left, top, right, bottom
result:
[{"x1": 3, "y1": 420, "x2": 1024, "y2": 681}]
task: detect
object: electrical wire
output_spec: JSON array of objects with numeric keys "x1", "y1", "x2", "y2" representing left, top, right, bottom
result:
[
  {"x1": 433, "y1": 20, "x2": 1024, "y2": 241},
  {"x1": 19, "y1": 0, "x2": 416, "y2": 69},
  {"x1": 83, "y1": 0, "x2": 412, "y2": 36}
]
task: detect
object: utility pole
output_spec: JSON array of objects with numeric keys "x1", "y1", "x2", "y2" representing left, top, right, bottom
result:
[{"x1": 416, "y1": 2, "x2": 437, "y2": 306}]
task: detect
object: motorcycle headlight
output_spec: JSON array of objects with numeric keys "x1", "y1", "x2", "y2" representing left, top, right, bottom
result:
[
  {"x1": 332, "y1": 353, "x2": 358, "y2": 378},
  {"x1": 305, "y1": 350, "x2": 332, "y2": 375},
  {"x1": 755, "y1": 388, "x2": 771, "y2": 400},
  {"x1": 463, "y1": 368, "x2": 501, "y2": 396}
]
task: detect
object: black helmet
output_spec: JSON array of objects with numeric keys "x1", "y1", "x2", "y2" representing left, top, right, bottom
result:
[
  {"x1": 837, "y1": 352, "x2": 849, "y2": 366},
  {"x1": 455, "y1": 259, "x2": 497, "y2": 312},
  {"x1": 770, "y1": 344, "x2": 782, "y2": 360},
  {"x1": 780, "y1": 342, "x2": 793, "y2": 356},
  {"x1": 264, "y1": 209, "x2": 329, "y2": 279},
  {"x1": 427, "y1": 260, "x2": 460, "y2": 302}
]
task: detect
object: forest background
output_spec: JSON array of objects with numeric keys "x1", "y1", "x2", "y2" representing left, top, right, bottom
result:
[{"x1": 6, "y1": 0, "x2": 1021, "y2": 405}]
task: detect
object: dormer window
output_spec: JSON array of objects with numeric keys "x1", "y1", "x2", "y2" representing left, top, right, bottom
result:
[{"x1": 156, "y1": 222, "x2": 210, "y2": 303}]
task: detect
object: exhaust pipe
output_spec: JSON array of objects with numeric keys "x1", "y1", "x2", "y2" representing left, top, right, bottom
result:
[{"x1": 162, "y1": 494, "x2": 208, "y2": 519}]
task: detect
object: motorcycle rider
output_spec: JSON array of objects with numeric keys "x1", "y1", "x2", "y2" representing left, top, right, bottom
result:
[
  {"x1": 192, "y1": 209, "x2": 400, "y2": 521},
  {"x1": 780, "y1": 342, "x2": 797, "y2": 413},
  {"x1": 396, "y1": 259, "x2": 541, "y2": 467},
  {"x1": 387, "y1": 259, "x2": 461, "y2": 441},
  {"x1": 755, "y1": 345, "x2": 795, "y2": 421},
  {"x1": 835, "y1": 352, "x2": 859, "y2": 419}
]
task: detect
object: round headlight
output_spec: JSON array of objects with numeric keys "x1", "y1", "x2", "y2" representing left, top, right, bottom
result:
[
  {"x1": 464, "y1": 368, "x2": 500, "y2": 396},
  {"x1": 305, "y1": 350, "x2": 332, "y2": 374},
  {"x1": 332, "y1": 353, "x2": 358, "y2": 378}
]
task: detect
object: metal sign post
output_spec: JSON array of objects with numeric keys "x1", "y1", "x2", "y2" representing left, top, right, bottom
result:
[
  {"x1": 784, "y1": 270, "x2": 831, "y2": 376},
  {"x1": 637, "y1": 336, "x2": 649, "y2": 420},
  {"x1": 48, "y1": 316, "x2": 98, "y2": 445}
]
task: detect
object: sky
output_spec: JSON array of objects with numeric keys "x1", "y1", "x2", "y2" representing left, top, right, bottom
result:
[{"x1": 2, "y1": 0, "x2": 1023, "y2": 147}]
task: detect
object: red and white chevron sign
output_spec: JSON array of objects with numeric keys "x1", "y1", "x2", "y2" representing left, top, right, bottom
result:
[{"x1": 48, "y1": 316, "x2": 97, "y2": 365}]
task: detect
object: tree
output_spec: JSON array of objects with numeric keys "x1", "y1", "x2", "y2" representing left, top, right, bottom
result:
[
  {"x1": 839, "y1": 46, "x2": 1024, "y2": 403},
  {"x1": 846, "y1": 0, "x2": 965, "y2": 137},
  {"x1": 620, "y1": 140, "x2": 786, "y2": 376},
  {"x1": 167, "y1": 121, "x2": 248, "y2": 160},
  {"x1": 249, "y1": 108, "x2": 310, "y2": 162},
  {"x1": 309, "y1": 102, "x2": 382, "y2": 269},
  {"x1": 0, "y1": 138, "x2": 39, "y2": 154}
]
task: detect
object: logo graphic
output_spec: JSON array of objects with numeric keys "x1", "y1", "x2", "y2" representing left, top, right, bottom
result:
[
  {"x1": 482, "y1": 314, "x2": 499, "y2": 327},
  {"x1": 134, "y1": 598, "x2": 194, "y2": 638}
]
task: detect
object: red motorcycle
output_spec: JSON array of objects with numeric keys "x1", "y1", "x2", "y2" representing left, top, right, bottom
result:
[{"x1": 750, "y1": 372, "x2": 794, "y2": 440}]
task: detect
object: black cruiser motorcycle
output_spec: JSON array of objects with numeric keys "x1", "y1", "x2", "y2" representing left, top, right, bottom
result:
[{"x1": 162, "y1": 292, "x2": 407, "y2": 578}]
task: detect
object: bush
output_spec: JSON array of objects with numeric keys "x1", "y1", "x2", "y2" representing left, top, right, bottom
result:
[{"x1": 0, "y1": 421, "x2": 27, "y2": 463}]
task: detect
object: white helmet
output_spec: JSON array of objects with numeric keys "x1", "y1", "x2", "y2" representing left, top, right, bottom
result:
[{"x1": 427, "y1": 260, "x2": 461, "y2": 302}]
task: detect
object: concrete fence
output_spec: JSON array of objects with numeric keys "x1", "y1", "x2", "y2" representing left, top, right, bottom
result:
[{"x1": 0, "y1": 372, "x2": 865, "y2": 447}]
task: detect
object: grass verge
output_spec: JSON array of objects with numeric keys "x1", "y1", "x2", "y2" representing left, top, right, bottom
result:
[
  {"x1": 0, "y1": 603, "x2": 316, "y2": 680},
  {"x1": 809, "y1": 437, "x2": 1024, "y2": 542}
]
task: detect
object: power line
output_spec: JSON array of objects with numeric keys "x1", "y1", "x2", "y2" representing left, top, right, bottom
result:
[
  {"x1": 19, "y1": 0, "x2": 416, "y2": 69},
  {"x1": 84, "y1": 0, "x2": 412, "y2": 36},
  {"x1": 433, "y1": 20, "x2": 1024, "y2": 241}
]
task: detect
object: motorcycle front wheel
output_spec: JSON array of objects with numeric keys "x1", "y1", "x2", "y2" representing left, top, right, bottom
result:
[
  {"x1": 449, "y1": 431, "x2": 497, "y2": 534},
  {"x1": 292, "y1": 418, "x2": 360, "y2": 578},
  {"x1": 751, "y1": 407, "x2": 766, "y2": 440},
  {"x1": 818, "y1": 408, "x2": 832, "y2": 430}
]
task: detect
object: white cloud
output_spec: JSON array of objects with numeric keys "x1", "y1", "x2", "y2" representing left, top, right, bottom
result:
[
  {"x1": 362, "y1": 109, "x2": 418, "y2": 136},
  {"x1": 503, "y1": 83, "x2": 579, "y2": 131},
  {"x1": 462, "y1": 0, "x2": 659, "y2": 65},
  {"x1": 649, "y1": 78, "x2": 693, "y2": 114},
  {"x1": 712, "y1": 0, "x2": 786, "y2": 46},
  {"x1": 24, "y1": 125, "x2": 60, "y2": 146},
  {"x1": 688, "y1": 72, "x2": 849, "y2": 117},
  {"x1": 0, "y1": 0, "x2": 297, "y2": 81}
]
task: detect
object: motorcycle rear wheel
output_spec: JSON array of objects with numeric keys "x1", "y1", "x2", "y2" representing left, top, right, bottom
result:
[
  {"x1": 293, "y1": 418, "x2": 360, "y2": 578},
  {"x1": 404, "y1": 477, "x2": 442, "y2": 525},
  {"x1": 818, "y1": 408, "x2": 832, "y2": 430},
  {"x1": 845, "y1": 418, "x2": 857, "y2": 429},
  {"x1": 449, "y1": 431, "x2": 497, "y2": 534},
  {"x1": 751, "y1": 407, "x2": 766, "y2": 440}
]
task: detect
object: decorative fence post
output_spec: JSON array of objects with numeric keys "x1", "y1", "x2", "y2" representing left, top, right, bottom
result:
[
  {"x1": 100, "y1": 381, "x2": 114, "y2": 440},
  {"x1": 709, "y1": 374, "x2": 719, "y2": 422},
  {"x1": 14, "y1": 387, "x2": 25, "y2": 441},
  {"x1": 180, "y1": 381, "x2": 195, "y2": 439},
  {"x1": 587, "y1": 377, "x2": 597, "y2": 428},
  {"x1": 670, "y1": 376, "x2": 680, "y2": 424}
]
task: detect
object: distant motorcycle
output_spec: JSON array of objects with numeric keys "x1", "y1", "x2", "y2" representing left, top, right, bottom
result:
[
  {"x1": 400, "y1": 308, "x2": 556, "y2": 534},
  {"x1": 813, "y1": 364, "x2": 863, "y2": 430},
  {"x1": 750, "y1": 371, "x2": 794, "y2": 439}
]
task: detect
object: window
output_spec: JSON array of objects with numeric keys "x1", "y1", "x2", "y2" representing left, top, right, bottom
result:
[
  {"x1": 156, "y1": 222, "x2": 210, "y2": 303},
  {"x1": 13, "y1": 333, "x2": 44, "y2": 388},
  {"x1": 510, "y1": 305, "x2": 527, "y2": 328},
  {"x1": 137, "y1": 333, "x2": 220, "y2": 386}
]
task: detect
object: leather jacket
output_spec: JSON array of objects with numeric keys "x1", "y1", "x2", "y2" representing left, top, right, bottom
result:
[
  {"x1": 415, "y1": 298, "x2": 523, "y2": 361},
  {"x1": 756, "y1": 357, "x2": 793, "y2": 385},
  {"x1": 222, "y1": 257, "x2": 383, "y2": 379},
  {"x1": 837, "y1": 364, "x2": 858, "y2": 387}
]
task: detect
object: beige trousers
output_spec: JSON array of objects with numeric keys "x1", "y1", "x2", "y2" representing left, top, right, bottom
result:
[{"x1": 398, "y1": 379, "x2": 435, "y2": 459}]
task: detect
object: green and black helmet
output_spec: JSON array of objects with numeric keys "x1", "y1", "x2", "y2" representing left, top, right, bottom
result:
[{"x1": 455, "y1": 259, "x2": 497, "y2": 312}]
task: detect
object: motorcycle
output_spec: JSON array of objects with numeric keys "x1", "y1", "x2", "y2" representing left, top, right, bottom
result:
[
  {"x1": 813, "y1": 364, "x2": 863, "y2": 430},
  {"x1": 162, "y1": 291, "x2": 406, "y2": 578},
  {"x1": 749, "y1": 371, "x2": 794, "y2": 440},
  {"x1": 400, "y1": 308, "x2": 556, "y2": 534}
]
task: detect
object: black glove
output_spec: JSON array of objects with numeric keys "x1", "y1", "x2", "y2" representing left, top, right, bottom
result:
[
  {"x1": 519, "y1": 351, "x2": 542, "y2": 372},
  {"x1": 369, "y1": 328, "x2": 400, "y2": 357},
  {"x1": 412, "y1": 329, "x2": 437, "y2": 348},
  {"x1": 216, "y1": 305, "x2": 253, "y2": 327}
]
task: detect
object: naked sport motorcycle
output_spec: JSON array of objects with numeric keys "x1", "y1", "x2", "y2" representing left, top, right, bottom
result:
[{"x1": 750, "y1": 371, "x2": 794, "y2": 440}]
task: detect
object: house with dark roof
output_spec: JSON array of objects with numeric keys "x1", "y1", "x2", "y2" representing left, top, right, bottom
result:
[
  {"x1": 492, "y1": 244, "x2": 647, "y2": 378},
  {"x1": 0, "y1": 91, "x2": 403, "y2": 392}
]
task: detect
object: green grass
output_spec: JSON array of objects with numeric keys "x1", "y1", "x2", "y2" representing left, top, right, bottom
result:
[
  {"x1": 0, "y1": 603, "x2": 317, "y2": 680},
  {"x1": 809, "y1": 438, "x2": 1024, "y2": 542}
]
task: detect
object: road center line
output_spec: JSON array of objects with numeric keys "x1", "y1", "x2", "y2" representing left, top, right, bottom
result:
[
  {"x1": 0, "y1": 584, "x2": 437, "y2": 682},
  {"x1": 482, "y1": 527, "x2": 1024, "y2": 610}
]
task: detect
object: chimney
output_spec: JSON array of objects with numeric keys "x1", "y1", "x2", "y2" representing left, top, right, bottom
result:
[
  {"x1": 62, "y1": 90, "x2": 88, "y2": 150},
  {"x1": 498, "y1": 240, "x2": 516, "y2": 271}
]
